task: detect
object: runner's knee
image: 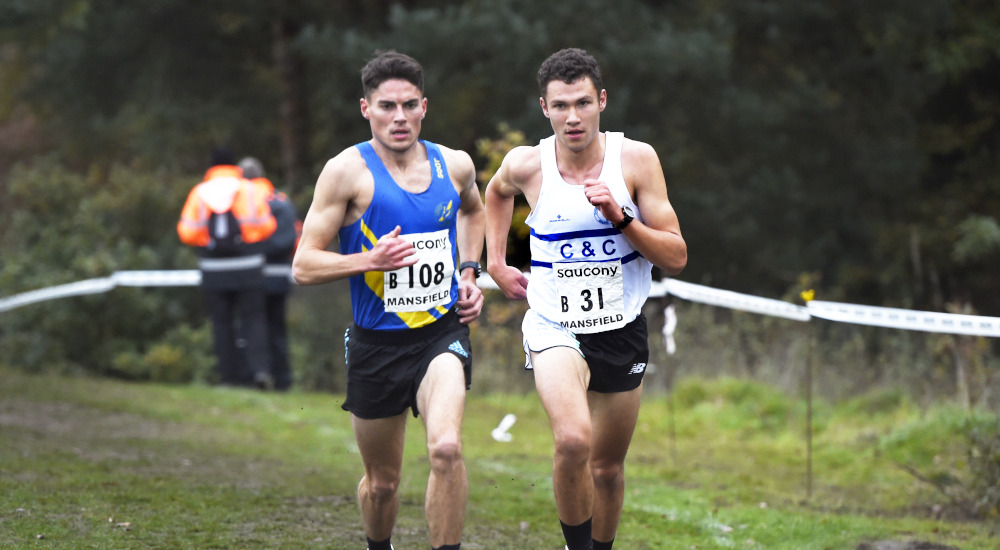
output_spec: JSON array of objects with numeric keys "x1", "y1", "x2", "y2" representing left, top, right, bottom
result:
[
  {"x1": 591, "y1": 460, "x2": 625, "y2": 491},
  {"x1": 363, "y1": 473, "x2": 400, "y2": 503},
  {"x1": 427, "y1": 434, "x2": 463, "y2": 473},
  {"x1": 553, "y1": 429, "x2": 591, "y2": 466}
]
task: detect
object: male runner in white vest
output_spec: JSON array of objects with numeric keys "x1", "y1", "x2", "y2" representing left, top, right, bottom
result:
[{"x1": 484, "y1": 48, "x2": 687, "y2": 550}]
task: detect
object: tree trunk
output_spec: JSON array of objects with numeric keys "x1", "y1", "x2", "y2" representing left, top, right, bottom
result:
[{"x1": 272, "y1": 13, "x2": 309, "y2": 193}]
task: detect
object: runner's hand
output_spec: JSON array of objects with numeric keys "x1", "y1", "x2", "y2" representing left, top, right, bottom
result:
[
  {"x1": 490, "y1": 264, "x2": 528, "y2": 301},
  {"x1": 455, "y1": 279, "x2": 484, "y2": 324},
  {"x1": 370, "y1": 226, "x2": 418, "y2": 271},
  {"x1": 583, "y1": 179, "x2": 621, "y2": 223}
]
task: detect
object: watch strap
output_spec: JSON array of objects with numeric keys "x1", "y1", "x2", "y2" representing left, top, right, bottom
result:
[
  {"x1": 613, "y1": 207, "x2": 634, "y2": 230},
  {"x1": 458, "y1": 261, "x2": 481, "y2": 278}
]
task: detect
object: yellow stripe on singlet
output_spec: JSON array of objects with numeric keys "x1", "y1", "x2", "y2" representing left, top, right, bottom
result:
[{"x1": 360, "y1": 219, "x2": 443, "y2": 329}]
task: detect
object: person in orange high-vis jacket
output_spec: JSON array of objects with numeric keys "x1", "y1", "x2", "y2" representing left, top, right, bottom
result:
[
  {"x1": 177, "y1": 169, "x2": 277, "y2": 250},
  {"x1": 239, "y1": 156, "x2": 301, "y2": 391},
  {"x1": 177, "y1": 146, "x2": 277, "y2": 389}
]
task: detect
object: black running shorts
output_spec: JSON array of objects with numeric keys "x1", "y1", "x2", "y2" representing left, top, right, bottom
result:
[
  {"x1": 577, "y1": 313, "x2": 649, "y2": 393},
  {"x1": 342, "y1": 309, "x2": 472, "y2": 419}
]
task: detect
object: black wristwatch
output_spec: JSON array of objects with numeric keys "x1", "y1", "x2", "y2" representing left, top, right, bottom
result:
[
  {"x1": 614, "y1": 205, "x2": 635, "y2": 230},
  {"x1": 458, "y1": 261, "x2": 481, "y2": 279}
]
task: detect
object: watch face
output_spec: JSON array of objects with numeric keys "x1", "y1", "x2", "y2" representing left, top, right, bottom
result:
[{"x1": 623, "y1": 205, "x2": 635, "y2": 217}]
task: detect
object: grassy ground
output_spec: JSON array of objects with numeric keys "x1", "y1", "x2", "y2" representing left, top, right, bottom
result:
[{"x1": 1, "y1": 366, "x2": 996, "y2": 549}]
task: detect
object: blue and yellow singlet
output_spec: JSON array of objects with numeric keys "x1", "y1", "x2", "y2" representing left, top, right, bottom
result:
[{"x1": 339, "y1": 140, "x2": 460, "y2": 330}]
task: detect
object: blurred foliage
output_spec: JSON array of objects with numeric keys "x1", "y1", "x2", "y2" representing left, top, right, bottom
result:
[
  {"x1": 0, "y1": 161, "x2": 207, "y2": 376},
  {"x1": 110, "y1": 322, "x2": 214, "y2": 383},
  {"x1": 475, "y1": 124, "x2": 532, "y2": 267},
  {"x1": 1, "y1": 0, "x2": 999, "y2": 399},
  {"x1": 964, "y1": 415, "x2": 1000, "y2": 518},
  {"x1": 881, "y1": 408, "x2": 1000, "y2": 519}
]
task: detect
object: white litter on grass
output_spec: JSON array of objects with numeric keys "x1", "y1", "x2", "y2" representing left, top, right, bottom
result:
[{"x1": 491, "y1": 413, "x2": 516, "y2": 442}]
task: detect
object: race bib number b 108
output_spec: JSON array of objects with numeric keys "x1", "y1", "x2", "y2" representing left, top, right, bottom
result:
[{"x1": 383, "y1": 229, "x2": 455, "y2": 312}]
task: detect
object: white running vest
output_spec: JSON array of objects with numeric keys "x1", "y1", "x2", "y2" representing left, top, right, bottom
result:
[{"x1": 525, "y1": 132, "x2": 653, "y2": 334}]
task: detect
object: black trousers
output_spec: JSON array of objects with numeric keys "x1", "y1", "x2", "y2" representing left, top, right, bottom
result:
[
  {"x1": 265, "y1": 292, "x2": 292, "y2": 390},
  {"x1": 204, "y1": 286, "x2": 270, "y2": 386}
]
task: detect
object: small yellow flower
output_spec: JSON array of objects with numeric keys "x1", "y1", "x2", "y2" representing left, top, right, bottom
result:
[{"x1": 800, "y1": 289, "x2": 815, "y2": 303}]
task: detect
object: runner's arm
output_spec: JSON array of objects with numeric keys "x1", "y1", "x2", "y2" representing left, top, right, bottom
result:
[
  {"x1": 448, "y1": 148, "x2": 485, "y2": 323},
  {"x1": 618, "y1": 141, "x2": 687, "y2": 275},
  {"x1": 484, "y1": 150, "x2": 531, "y2": 300},
  {"x1": 292, "y1": 154, "x2": 417, "y2": 285}
]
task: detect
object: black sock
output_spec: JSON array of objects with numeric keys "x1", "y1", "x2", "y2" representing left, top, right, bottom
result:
[
  {"x1": 432, "y1": 545, "x2": 460, "y2": 550},
  {"x1": 367, "y1": 536, "x2": 392, "y2": 550},
  {"x1": 594, "y1": 538, "x2": 614, "y2": 550},
  {"x1": 560, "y1": 517, "x2": 593, "y2": 550}
]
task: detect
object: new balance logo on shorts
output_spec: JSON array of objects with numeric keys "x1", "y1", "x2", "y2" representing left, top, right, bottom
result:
[
  {"x1": 628, "y1": 362, "x2": 647, "y2": 375},
  {"x1": 448, "y1": 340, "x2": 468, "y2": 358}
]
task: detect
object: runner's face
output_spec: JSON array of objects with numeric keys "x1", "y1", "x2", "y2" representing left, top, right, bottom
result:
[
  {"x1": 540, "y1": 77, "x2": 606, "y2": 153},
  {"x1": 361, "y1": 79, "x2": 427, "y2": 153}
]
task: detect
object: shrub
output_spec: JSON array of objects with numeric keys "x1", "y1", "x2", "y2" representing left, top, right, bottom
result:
[
  {"x1": 0, "y1": 159, "x2": 208, "y2": 380},
  {"x1": 965, "y1": 415, "x2": 1000, "y2": 519}
]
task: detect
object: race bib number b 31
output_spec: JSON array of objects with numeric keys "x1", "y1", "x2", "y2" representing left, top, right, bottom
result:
[
  {"x1": 383, "y1": 229, "x2": 455, "y2": 313},
  {"x1": 551, "y1": 260, "x2": 626, "y2": 334}
]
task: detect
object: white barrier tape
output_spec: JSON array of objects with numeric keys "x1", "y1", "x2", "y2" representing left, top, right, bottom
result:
[
  {"x1": 661, "y1": 278, "x2": 811, "y2": 322},
  {"x1": 0, "y1": 277, "x2": 116, "y2": 312},
  {"x1": 648, "y1": 279, "x2": 669, "y2": 298},
  {"x1": 479, "y1": 273, "x2": 670, "y2": 297},
  {"x1": 112, "y1": 270, "x2": 201, "y2": 287},
  {"x1": 0, "y1": 271, "x2": 202, "y2": 313},
  {"x1": 477, "y1": 273, "x2": 499, "y2": 290},
  {"x1": 4, "y1": 271, "x2": 1000, "y2": 338},
  {"x1": 807, "y1": 300, "x2": 1000, "y2": 337}
]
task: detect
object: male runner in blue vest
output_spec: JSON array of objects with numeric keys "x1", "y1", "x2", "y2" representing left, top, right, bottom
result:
[
  {"x1": 484, "y1": 48, "x2": 687, "y2": 550},
  {"x1": 293, "y1": 50, "x2": 485, "y2": 550}
]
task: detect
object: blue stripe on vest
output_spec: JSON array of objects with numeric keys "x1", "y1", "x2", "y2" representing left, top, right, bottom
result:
[
  {"x1": 530, "y1": 226, "x2": 621, "y2": 241},
  {"x1": 531, "y1": 250, "x2": 643, "y2": 269}
]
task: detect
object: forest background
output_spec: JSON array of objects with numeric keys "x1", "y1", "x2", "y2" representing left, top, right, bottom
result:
[{"x1": 1, "y1": 0, "x2": 999, "y2": 411}]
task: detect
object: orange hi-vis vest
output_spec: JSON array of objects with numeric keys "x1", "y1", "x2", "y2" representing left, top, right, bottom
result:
[
  {"x1": 247, "y1": 176, "x2": 302, "y2": 252},
  {"x1": 177, "y1": 166, "x2": 277, "y2": 248}
]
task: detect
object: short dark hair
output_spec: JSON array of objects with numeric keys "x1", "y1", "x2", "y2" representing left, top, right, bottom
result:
[
  {"x1": 361, "y1": 50, "x2": 424, "y2": 98},
  {"x1": 536, "y1": 48, "x2": 603, "y2": 98}
]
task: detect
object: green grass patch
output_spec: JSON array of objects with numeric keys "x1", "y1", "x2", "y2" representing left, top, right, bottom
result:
[{"x1": 1, "y1": 368, "x2": 996, "y2": 549}]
